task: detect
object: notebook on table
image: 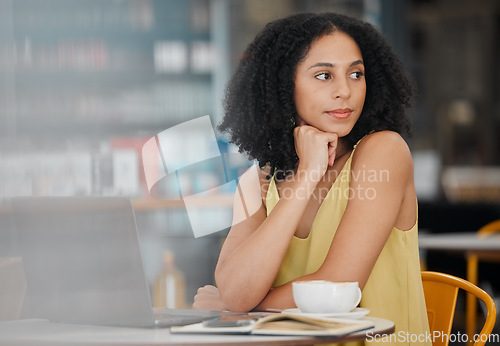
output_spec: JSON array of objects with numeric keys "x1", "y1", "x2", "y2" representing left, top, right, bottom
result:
[{"x1": 11, "y1": 196, "x2": 222, "y2": 328}]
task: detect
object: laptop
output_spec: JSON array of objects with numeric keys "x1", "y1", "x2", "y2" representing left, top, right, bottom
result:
[{"x1": 11, "y1": 196, "x2": 223, "y2": 328}]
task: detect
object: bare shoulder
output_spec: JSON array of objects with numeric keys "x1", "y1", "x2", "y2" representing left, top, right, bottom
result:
[
  {"x1": 353, "y1": 131, "x2": 413, "y2": 165},
  {"x1": 352, "y1": 131, "x2": 414, "y2": 178},
  {"x1": 355, "y1": 131, "x2": 411, "y2": 154}
]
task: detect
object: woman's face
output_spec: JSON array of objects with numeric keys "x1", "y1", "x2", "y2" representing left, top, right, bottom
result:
[{"x1": 294, "y1": 31, "x2": 366, "y2": 137}]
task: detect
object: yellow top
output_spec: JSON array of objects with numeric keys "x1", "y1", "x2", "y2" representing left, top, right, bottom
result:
[{"x1": 266, "y1": 142, "x2": 430, "y2": 345}]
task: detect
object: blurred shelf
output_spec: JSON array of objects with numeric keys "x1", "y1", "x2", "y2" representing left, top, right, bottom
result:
[
  {"x1": 11, "y1": 121, "x2": 176, "y2": 139},
  {"x1": 10, "y1": 71, "x2": 212, "y2": 85},
  {"x1": 1, "y1": 0, "x2": 215, "y2": 140},
  {"x1": 132, "y1": 195, "x2": 234, "y2": 211},
  {"x1": 0, "y1": 195, "x2": 234, "y2": 214}
]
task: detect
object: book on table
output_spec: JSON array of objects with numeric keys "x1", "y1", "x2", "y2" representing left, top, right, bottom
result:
[{"x1": 170, "y1": 311, "x2": 375, "y2": 336}]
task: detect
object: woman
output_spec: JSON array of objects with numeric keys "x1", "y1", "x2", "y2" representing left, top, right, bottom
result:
[{"x1": 194, "y1": 12, "x2": 430, "y2": 344}]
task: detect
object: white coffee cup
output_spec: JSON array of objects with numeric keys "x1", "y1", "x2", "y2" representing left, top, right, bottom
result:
[{"x1": 292, "y1": 280, "x2": 362, "y2": 313}]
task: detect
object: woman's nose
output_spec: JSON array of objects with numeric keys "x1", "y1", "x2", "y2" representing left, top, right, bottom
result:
[{"x1": 332, "y1": 79, "x2": 350, "y2": 99}]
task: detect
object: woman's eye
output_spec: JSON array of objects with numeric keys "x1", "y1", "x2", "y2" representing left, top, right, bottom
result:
[
  {"x1": 315, "y1": 72, "x2": 330, "y2": 80},
  {"x1": 349, "y1": 71, "x2": 365, "y2": 79}
]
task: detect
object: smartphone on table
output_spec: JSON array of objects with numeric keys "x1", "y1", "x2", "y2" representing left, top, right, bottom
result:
[{"x1": 202, "y1": 313, "x2": 266, "y2": 327}]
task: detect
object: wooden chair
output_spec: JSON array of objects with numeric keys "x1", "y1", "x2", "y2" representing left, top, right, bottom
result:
[
  {"x1": 466, "y1": 220, "x2": 500, "y2": 341},
  {"x1": 421, "y1": 271, "x2": 497, "y2": 346}
]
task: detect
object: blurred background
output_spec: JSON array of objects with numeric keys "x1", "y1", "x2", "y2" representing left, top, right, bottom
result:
[{"x1": 0, "y1": 0, "x2": 499, "y2": 337}]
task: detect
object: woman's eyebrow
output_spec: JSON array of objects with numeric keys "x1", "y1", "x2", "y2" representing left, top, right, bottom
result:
[
  {"x1": 307, "y1": 59, "x2": 364, "y2": 70},
  {"x1": 350, "y1": 59, "x2": 364, "y2": 67},
  {"x1": 307, "y1": 62, "x2": 334, "y2": 70}
]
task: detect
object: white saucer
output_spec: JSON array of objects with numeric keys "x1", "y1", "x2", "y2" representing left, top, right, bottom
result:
[{"x1": 282, "y1": 307, "x2": 370, "y2": 320}]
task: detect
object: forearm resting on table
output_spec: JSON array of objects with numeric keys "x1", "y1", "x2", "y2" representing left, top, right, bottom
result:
[
  {"x1": 253, "y1": 281, "x2": 295, "y2": 312},
  {"x1": 254, "y1": 256, "x2": 374, "y2": 312},
  {"x1": 253, "y1": 270, "x2": 327, "y2": 311}
]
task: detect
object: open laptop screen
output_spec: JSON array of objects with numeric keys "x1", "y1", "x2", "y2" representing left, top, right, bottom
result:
[{"x1": 13, "y1": 197, "x2": 159, "y2": 327}]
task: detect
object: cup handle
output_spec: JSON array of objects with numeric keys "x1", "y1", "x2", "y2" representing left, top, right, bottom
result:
[{"x1": 354, "y1": 287, "x2": 362, "y2": 306}]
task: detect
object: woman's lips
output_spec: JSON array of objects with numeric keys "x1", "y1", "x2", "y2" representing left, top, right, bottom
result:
[{"x1": 327, "y1": 108, "x2": 352, "y2": 119}]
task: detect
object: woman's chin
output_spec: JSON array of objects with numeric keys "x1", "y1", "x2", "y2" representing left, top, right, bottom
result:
[{"x1": 315, "y1": 125, "x2": 353, "y2": 137}]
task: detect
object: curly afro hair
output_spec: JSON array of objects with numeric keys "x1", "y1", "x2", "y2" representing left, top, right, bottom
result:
[{"x1": 218, "y1": 12, "x2": 416, "y2": 180}]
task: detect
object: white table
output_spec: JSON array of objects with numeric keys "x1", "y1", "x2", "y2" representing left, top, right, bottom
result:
[
  {"x1": 419, "y1": 232, "x2": 500, "y2": 344},
  {"x1": 419, "y1": 232, "x2": 500, "y2": 252},
  {"x1": 0, "y1": 317, "x2": 394, "y2": 346}
]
